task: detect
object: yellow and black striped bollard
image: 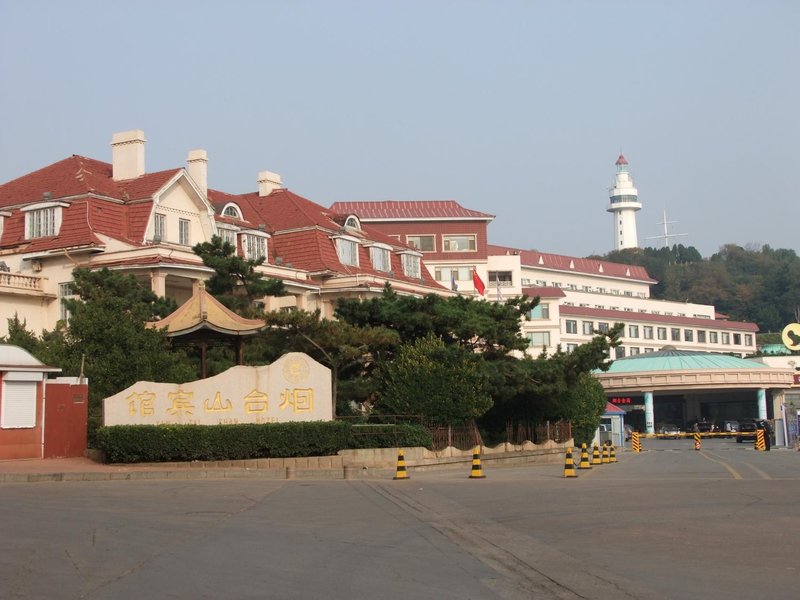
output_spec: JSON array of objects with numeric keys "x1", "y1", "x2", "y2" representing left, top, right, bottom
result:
[
  {"x1": 609, "y1": 444, "x2": 617, "y2": 463},
  {"x1": 393, "y1": 449, "x2": 409, "y2": 480},
  {"x1": 469, "y1": 446, "x2": 486, "y2": 478},
  {"x1": 694, "y1": 432, "x2": 701, "y2": 451},
  {"x1": 601, "y1": 443, "x2": 610, "y2": 464},
  {"x1": 591, "y1": 443, "x2": 602, "y2": 465},
  {"x1": 563, "y1": 447, "x2": 577, "y2": 478},
  {"x1": 578, "y1": 443, "x2": 592, "y2": 469},
  {"x1": 755, "y1": 429, "x2": 766, "y2": 451}
]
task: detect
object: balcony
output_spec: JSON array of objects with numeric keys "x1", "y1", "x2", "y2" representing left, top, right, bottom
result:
[{"x1": 0, "y1": 272, "x2": 47, "y2": 296}]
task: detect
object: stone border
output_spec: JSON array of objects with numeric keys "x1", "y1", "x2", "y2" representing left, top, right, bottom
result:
[{"x1": 1, "y1": 440, "x2": 573, "y2": 484}]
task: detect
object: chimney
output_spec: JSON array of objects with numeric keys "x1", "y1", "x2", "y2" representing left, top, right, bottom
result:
[
  {"x1": 186, "y1": 149, "x2": 208, "y2": 197},
  {"x1": 258, "y1": 170, "x2": 282, "y2": 196},
  {"x1": 111, "y1": 130, "x2": 146, "y2": 181}
]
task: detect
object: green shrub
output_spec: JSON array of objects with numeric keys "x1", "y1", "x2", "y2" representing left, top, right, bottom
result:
[
  {"x1": 95, "y1": 421, "x2": 352, "y2": 463},
  {"x1": 95, "y1": 420, "x2": 434, "y2": 463}
]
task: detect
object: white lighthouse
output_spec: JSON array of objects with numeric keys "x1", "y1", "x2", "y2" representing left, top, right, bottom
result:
[{"x1": 607, "y1": 154, "x2": 642, "y2": 250}]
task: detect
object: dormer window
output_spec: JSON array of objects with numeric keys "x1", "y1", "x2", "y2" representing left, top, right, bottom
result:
[
  {"x1": 367, "y1": 243, "x2": 392, "y2": 272},
  {"x1": 334, "y1": 235, "x2": 360, "y2": 267},
  {"x1": 399, "y1": 250, "x2": 422, "y2": 278},
  {"x1": 0, "y1": 211, "x2": 10, "y2": 238},
  {"x1": 344, "y1": 215, "x2": 361, "y2": 230},
  {"x1": 22, "y1": 202, "x2": 67, "y2": 239},
  {"x1": 218, "y1": 226, "x2": 237, "y2": 248},
  {"x1": 222, "y1": 203, "x2": 243, "y2": 220},
  {"x1": 242, "y1": 231, "x2": 268, "y2": 260}
]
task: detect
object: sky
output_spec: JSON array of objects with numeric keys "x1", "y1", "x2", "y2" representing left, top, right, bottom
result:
[{"x1": 1, "y1": 1, "x2": 798, "y2": 259}]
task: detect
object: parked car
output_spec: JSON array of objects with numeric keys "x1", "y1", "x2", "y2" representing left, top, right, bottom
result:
[
  {"x1": 737, "y1": 419, "x2": 758, "y2": 442},
  {"x1": 657, "y1": 424, "x2": 681, "y2": 439},
  {"x1": 737, "y1": 419, "x2": 771, "y2": 443}
]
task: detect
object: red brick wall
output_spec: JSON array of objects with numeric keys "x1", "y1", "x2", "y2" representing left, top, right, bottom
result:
[{"x1": 366, "y1": 220, "x2": 489, "y2": 260}]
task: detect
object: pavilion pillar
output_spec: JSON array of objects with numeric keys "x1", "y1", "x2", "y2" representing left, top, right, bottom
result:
[
  {"x1": 757, "y1": 388, "x2": 767, "y2": 420},
  {"x1": 644, "y1": 391, "x2": 655, "y2": 434},
  {"x1": 199, "y1": 340, "x2": 207, "y2": 379},
  {"x1": 236, "y1": 337, "x2": 245, "y2": 365}
]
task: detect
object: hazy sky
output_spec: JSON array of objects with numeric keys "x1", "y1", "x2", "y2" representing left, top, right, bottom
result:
[{"x1": 1, "y1": 1, "x2": 797, "y2": 258}]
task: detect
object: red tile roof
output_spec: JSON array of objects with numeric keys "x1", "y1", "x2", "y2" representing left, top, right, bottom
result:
[
  {"x1": 488, "y1": 244, "x2": 656, "y2": 283},
  {"x1": 559, "y1": 305, "x2": 759, "y2": 332},
  {"x1": 207, "y1": 189, "x2": 446, "y2": 290},
  {"x1": 329, "y1": 200, "x2": 495, "y2": 221},
  {"x1": 0, "y1": 155, "x2": 178, "y2": 208},
  {"x1": 0, "y1": 155, "x2": 185, "y2": 250}
]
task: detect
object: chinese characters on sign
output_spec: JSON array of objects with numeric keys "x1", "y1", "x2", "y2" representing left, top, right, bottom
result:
[
  {"x1": 122, "y1": 386, "x2": 315, "y2": 424},
  {"x1": 104, "y1": 353, "x2": 332, "y2": 426}
]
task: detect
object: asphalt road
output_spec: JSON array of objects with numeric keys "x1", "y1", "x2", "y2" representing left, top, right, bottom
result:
[{"x1": 1, "y1": 439, "x2": 798, "y2": 600}]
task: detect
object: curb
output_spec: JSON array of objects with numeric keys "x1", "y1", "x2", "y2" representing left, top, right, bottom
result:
[{"x1": 0, "y1": 467, "x2": 397, "y2": 484}]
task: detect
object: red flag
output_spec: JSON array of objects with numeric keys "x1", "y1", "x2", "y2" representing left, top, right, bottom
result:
[{"x1": 472, "y1": 268, "x2": 486, "y2": 296}]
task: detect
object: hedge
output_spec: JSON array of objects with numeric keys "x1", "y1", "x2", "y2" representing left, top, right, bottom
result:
[{"x1": 95, "y1": 421, "x2": 433, "y2": 463}]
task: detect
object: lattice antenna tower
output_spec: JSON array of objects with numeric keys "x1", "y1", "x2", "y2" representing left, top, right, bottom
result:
[{"x1": 645, "y1": 210, "x2": 687, "y2": 248}]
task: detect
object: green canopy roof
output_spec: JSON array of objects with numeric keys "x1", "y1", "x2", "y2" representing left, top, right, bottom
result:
[{"x1": 600, "y1": 346, "x2": 762, "y2": 374}]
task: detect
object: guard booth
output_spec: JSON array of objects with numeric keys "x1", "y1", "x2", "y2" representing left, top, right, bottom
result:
[
  {"x1": 0, "y1": 344, "x2": 88, "y2": 460},
  {"x1": 594, "y1": 402, "x2": 625, "y2": 447}
]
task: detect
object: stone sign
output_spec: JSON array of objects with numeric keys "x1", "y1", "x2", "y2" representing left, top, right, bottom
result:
[{"x1": 103, "y1": 353, "x2": 332, "y2": 426}]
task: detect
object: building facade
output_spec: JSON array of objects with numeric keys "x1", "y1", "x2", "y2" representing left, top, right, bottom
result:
[
  {"x1": 0, "y1": 132, "x2": 759, "y2": 362},
  {"x1": 334, "y1": 202, "x2": 758, "y2": 358},
  {"x1": 0, "y1": 130, "x2": 450, "y2": 337}
]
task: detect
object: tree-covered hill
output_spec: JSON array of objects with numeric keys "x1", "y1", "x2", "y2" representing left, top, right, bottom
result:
[{"x1": 591, "y1": 244, "x2": 800, "y2": 334}]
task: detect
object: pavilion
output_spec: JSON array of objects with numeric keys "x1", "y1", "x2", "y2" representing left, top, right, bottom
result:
[{"x1": 148, "y1": 284, "x2": 265, "y2": 378}]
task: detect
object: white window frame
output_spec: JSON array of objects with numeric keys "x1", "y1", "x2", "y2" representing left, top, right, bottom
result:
[
  {"x1": 58, "y1": 281, "x2": 76, "y2": 322},
  {"x1": 344, "y1": 215, "x2": 361, "y2": 230},
  {"x1": 528, "y1": 332, "x2": 551, "y2": 348},
  {"x1": 442, "y1": 234, "x2": 477, "y2": 252},
  {"x1": 334, "y1": 235, "x2": 360, "y2": 267},
  {"x1": 0, "y1": 210, "x2": 9, "y2": 238},
  {"x1": 243, "y1": 231, "x2": 269, "y2": 260},
  {"x1": 368, "y1": 244, "x2": 392, "y2": 272},
  {"x1": 529, "y1": 303, "x2": 550, "y2": 319},
  {"x1": 217, "y1": 225, "x2": 238, "y2": 248},
  {"x1": 399, "y1": 251, "x2": 422, "y2": 278},
  {"x1": 221, "y1": 203, "x2": 243, "y2": 220},
  {"x1": 22, "y1": 202, "x2": 67, "y2": 239},
  {"x1": 178, "y1": 219, "x2": 191, "y2": 246},
  {"x1": 406, "y1": 234, "x2": 435, "y2": 252},
  {"x1": 153, "y1": 213, "x2": 166, "y2": 242},
  {"x1": 434, "y1": 266, "x2": 471, "y2": 282},
  {"x1": 1, "y1": 375, "x2": 41, "y2": 429}
]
